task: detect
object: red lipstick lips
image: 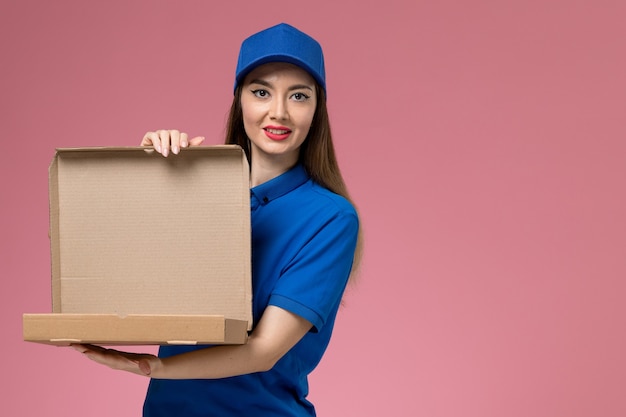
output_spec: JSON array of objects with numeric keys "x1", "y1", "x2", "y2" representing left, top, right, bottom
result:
[{"x1": 263, "y1": 125, "x2": 292, "y2": 141}]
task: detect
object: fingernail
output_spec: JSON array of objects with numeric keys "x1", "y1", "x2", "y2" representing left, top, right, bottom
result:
[
  {"x1": 181, "y1": 140, "x2": 188, "y2": 148},
  {"x1": 172, "y1": 146, "x2": 179, "y2": 154}
]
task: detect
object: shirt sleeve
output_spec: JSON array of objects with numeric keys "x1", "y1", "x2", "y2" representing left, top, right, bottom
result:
[{"x1": 268, "y1": 209, "x2": 359, "y2": 332}]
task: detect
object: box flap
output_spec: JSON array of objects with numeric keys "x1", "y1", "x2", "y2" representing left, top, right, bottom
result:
[{"x1": 48, "y1": 146, "x2": 252, "y2": 329}]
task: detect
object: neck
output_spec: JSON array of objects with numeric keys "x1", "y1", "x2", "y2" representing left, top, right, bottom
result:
[{"x1": 249, "y1": 151, "x2": 299, "y2": 187}]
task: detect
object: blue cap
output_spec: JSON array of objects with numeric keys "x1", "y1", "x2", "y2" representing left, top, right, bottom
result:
[{"x1": 234, "y1": 23, "x2": 326, "y2": 95}]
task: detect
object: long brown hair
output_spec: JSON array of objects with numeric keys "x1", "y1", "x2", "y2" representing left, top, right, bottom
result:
[{"x1": 225, "y1": 85, "x2": 364, "y2": 281}]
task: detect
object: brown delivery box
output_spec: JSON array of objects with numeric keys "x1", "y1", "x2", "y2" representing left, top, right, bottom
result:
[{"x1": 23, "y1": 146, "x2": 252, "y2": 346}]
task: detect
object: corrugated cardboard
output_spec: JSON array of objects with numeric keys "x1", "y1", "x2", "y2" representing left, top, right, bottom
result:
[{"x1": 23, "y1": 146, "x2": 252, "y2": 345}]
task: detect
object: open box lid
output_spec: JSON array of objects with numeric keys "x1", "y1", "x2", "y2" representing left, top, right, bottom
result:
[{"x1": 24, "y1": 146, "x2": 252, "y2": 345}]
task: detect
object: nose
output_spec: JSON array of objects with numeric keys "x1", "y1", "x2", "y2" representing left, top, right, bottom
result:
[{"x1": 269, "y1": 96, "x2": 288, "y2": 120}]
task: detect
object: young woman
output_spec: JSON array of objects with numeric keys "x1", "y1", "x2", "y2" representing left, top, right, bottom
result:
[{"x1": 74, "y1": 23, "x2": 363, "y2": 416}]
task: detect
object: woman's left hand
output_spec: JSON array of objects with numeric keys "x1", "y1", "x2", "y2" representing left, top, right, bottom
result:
[{"x1": 72, "y1": 344, "x2": 161, "y2": 377}]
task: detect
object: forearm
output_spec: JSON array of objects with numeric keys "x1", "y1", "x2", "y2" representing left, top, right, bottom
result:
[
  {"x1": 149, "y1": 305, "x2": 311, "y2": 379},
  {"x1": 73, "y1": 306, "x2": 312, "y2": 379},
  {"x1": 152, "y1": 336, "x2": 271, "y2": 379}
]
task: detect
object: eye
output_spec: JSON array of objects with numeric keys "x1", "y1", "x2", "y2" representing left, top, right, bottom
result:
[
  {"x1": 251, "y1": 89, "x2": 269, "y2": 98},
  {"x1": 291, "y1": 92, "x2": 310, "y2": 102}
]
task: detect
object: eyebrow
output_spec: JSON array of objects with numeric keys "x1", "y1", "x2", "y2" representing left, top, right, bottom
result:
[{"x1": 248, "y1": 78, "x2": 314, "y2": 92}]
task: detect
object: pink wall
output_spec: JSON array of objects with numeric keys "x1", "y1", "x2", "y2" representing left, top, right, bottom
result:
[{"x1": 2, "y1": 1, "x2": 625, "y2": 415}]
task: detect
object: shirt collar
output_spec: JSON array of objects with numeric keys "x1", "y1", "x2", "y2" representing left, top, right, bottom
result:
[{"x1": 250, "y1": 163, "x2": 310, "y2": 207}]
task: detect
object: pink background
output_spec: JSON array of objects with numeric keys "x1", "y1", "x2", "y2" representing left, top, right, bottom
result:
[{"x1": 2, "y1": 1, "x2": 625, "y2": 416}]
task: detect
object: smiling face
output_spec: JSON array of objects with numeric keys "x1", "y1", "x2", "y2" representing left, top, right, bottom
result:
[{"x1": 241, "y1": 62, "x2": 318, "y2": 172}]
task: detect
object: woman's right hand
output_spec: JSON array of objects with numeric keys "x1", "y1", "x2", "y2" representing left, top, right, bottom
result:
[{"x1": 141, "y1": 130, "x2": 205, "y2": 157}]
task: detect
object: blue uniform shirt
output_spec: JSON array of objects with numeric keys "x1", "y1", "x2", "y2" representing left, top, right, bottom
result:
[{"x1": 143, "y1": 163, "x2": 359, "y2": 416}]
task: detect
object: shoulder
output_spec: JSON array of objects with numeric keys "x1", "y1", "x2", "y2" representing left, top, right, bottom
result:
[{"x1": 302, "y1": 180, "x2": 358, "y2": 221}]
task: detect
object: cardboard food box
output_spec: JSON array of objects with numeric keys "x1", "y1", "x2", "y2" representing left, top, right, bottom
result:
[{"x1": 23, "y1": 146, "x2": 252, "y2": 346}]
